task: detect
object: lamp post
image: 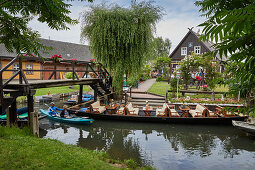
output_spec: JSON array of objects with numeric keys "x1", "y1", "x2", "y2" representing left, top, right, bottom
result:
[{"x1": 176, "y1": 71, "x2": 181, "y2": 99}]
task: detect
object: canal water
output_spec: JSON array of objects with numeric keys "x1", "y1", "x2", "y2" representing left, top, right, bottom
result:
[{"x1": 38, "y1": 107, "x2": 255, "y2": 170}]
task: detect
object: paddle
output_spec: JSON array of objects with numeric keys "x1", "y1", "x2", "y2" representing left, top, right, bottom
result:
[{"x1": 44, "y1": 104, "x2": 59, "y2": 117}]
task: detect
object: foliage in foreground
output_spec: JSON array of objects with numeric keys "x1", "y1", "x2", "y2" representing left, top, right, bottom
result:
[
  {"x1": 81, "y1": 1, "x2": 162, "y2": 92},
  {"x1": 195, "y1": 0, "x2": 255, "y2": 110},
  {"x1": 0, "y1": 126, "x2": 154, "y2": 169},
  {"x1": 0, "y1": 0, "x2": 93, "y2": 57}
]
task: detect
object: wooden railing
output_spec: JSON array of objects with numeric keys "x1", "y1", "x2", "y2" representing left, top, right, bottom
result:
[{"x1": 0, "y1": 56, "x2": 112, "y2": 107}]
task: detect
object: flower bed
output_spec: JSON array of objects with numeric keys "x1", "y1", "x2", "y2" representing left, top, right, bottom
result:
[{"x1": 170, "y1": 97, "x2": 244, "y2": 105}]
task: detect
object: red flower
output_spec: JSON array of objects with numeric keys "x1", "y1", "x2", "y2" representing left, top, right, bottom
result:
[
  {"x1": 70, "y1": 58, "x2": 77, "y2": 61},
  {"x1": 51, "y1": 54, "x2": 62, "y2": 59}
]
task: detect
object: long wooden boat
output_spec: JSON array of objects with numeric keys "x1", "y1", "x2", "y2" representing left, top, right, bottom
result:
[
  {"x1": 232, "y1": 120, "x2": 255, "y2": 136},
  {"x1": 72, "y1": 110, "x2": 247, "y2": 125},
  {"x1": 40, "y1": 109, "x2": 94, "y2": 125}
]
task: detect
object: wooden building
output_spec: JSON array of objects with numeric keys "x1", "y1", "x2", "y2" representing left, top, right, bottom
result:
[
  {"x1": 169, "y1": 28, "x2": 227, "y2": 72},
  {"x1": 0, "y1": 39, "x2": 91, "y2": 80}
]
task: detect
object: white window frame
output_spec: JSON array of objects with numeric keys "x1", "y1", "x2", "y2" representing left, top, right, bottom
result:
[
  {"x1": 26, "y1": 63, "x2": 33, "y2": 75},
  {"x1": 181, "y1": 47, "x2": 187, "y2": 56},
  {"x1": 194, "y1": 46, "x2": 201, "y2": 54},
  {"x1": 13, "y1": 63, "x2": 19, "y2": 70}
]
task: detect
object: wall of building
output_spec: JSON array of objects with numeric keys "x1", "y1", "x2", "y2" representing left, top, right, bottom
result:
[
  {"x1": 41, "y1": 63, "x2": 85, "y2": 80},
  {"x1": 0, "y1": 59, "x2": 41, "y2": 80},
  {"x1": 171, "y1": 32, "x2": 210, "y2": 61}
]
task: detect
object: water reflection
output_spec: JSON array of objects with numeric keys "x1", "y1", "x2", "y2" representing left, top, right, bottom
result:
[{"x1": 40, "y1": 119, "x2": 255, "y2": 169}]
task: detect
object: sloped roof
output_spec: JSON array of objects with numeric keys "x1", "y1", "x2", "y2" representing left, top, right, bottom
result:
[
  {"x1": 169, "y1": 29, "x2": 227, "y2": 61},
  {"x1": 0, "y1": 39, "x2": 92, "y2": 61}
]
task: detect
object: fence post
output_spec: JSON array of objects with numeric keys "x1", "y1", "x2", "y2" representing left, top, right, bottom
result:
[{"x1": 211, "y1": 91, "x2": 215, "y2": 100}]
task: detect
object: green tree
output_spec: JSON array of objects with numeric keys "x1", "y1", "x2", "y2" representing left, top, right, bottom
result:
[
  {"x1": 195, "y1": 0, "x2": 255, "y2": 107},
  {"x1": 81, "y1": 1, "x2": 162, "y2": 92},
  {"x1": 0, "y1": 0, "x2": 93, "y2": 57},
  {"x1": 154, "y1": 54, "x2": 171, "y2": 77},
  {"x1": 179, "y1": 54, "x2": 200, "y2": 90},
  {"x1": 153, "y1": 37, "x2": 172, "y2": 57}
]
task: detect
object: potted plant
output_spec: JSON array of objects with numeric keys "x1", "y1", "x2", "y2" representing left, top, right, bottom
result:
[{"x1": 51, "y1": 54, "x2": 62, "y2": 62}]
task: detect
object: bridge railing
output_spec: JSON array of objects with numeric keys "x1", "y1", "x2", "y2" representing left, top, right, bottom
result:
[{"x1": 0, "y1": 57, "x2": 111, "y2": 82}]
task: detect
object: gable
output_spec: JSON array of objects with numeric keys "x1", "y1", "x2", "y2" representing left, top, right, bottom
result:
[{"x1": 169, "y1": 30, "x2": 211, "y2": 61}]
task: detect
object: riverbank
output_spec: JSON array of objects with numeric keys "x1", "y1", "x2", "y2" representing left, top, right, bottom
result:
[
  {"x1": 16, "y1": 85, "x2": 91, "y2": 103},
  {"x1": 0, "y1": 126, "x2": 149, "y2": 169}
]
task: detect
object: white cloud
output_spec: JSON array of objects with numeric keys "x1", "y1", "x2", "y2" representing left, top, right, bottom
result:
[
  {"x1": 156, "y1": 16, "x2": 205, "y2": 53},
  {"x1": 27, "y1": 0, "x2": 205, "y2": 50}
]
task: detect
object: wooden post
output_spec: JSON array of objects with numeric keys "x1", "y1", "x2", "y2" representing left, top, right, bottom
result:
[
  {"x1": 0, "y1": 72, "x2": 3, "y2": 114},
  {"x1": 6, "y1": 106, "x2": 10, "y2": 127},
  {"x1": 72, "y1": 61, "x2": 75, "y2": 80},
  {"x1": 94, "y1": 85, "x2": 98, "y2": 102},
  {"x1": 27, "y1": 91, "x2": 34, "y2": 127},
  {"x1": 9, "y1": 99, "x2": 17, "y2": 127},
  {"x1": 54, "y1": 60, "x2": 57, "y2": 80},
  {"x1": 78, "y1": 85, "x2": 83, "y2": 104},
  {"x1": 86, "y1": 64, "x2": 88, "y2": 78},
  {"x1": 19, "y1": 56, "x2": 23, "y2": 84},
  {"x1": 31, "y1": 112, "x2": 39, "y2": 137},
  {"x1": 165, "y1": 87, "x2": 168, "y2": 103},
  {"x1": 211, "y1": 91, "x2": 215, "y2": 101}
]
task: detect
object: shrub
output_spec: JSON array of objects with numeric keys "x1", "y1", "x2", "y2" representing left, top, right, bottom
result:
[
  {"x1": 156, "y1": 75, "x2": 168, "y2": 82},
  {"x1": 65, "y1": 72, "x2": 79, "y2": 79}
]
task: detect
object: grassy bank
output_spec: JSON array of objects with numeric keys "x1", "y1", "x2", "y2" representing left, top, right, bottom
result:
[
  {"x1": 147, "y1": 82, "x2": 243, "y2": 103},
  {"x1": 16, "y1": 85, "x2": 91, "y2": 103},
  {"x1": 35, "y1": 85, "x2": 91, "y2": 96},
  {"x1": 0, "y1": 126, "x2": 150, "y2": 169}
]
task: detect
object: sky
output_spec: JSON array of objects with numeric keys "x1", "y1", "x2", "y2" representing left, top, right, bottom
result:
[{"x1": 28, "y1": 0, "x2": 205, "y2": 53}]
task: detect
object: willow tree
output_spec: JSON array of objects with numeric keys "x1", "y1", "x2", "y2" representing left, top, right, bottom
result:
[{"x1": 80, "y1": 1, "x2": 162, "y2": 92}]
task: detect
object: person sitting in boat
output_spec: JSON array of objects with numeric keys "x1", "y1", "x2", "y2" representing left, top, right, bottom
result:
[
  {"x1": 48, "y1": 102, "x2": 63, "y2": 116},
  {"x1": 60, "y1": 105, "x2": 71, "y2": 118}
]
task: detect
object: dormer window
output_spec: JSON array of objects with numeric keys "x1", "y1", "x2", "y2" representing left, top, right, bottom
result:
[
  {"x1": 181, "y1": 47, "x2": 187, "y2": 56},
  {"x1": 194, "y1": 46, "x2": 201, "y2": 54}
]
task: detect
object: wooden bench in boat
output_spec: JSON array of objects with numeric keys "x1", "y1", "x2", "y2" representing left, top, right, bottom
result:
[
  {"x1": 156, "y1": 103, "x2": 179, "y2": 117},
  {"x1": 123, "y1": 103, "x2": 139, "y2": 116},
  {"x1": 86, "y1": 101, "x2": 106, "y2": 114}
]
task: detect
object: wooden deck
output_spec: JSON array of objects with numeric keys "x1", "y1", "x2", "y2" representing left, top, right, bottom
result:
[{"x1": 5, "y1": 78, "x2": 100, "y2": 89}]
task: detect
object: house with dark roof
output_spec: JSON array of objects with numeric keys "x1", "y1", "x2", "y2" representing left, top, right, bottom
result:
[
  {"x1": 169, "y1": 28, "x2": 227, "y2": 73},
  {"x1": 0, "y1": 39, "x2": 92, "y2": 80}
]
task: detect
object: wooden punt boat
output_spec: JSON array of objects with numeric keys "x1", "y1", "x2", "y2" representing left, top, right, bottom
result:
[
  {"x1": 71, "y1": 109, "x2": 247, "y2": 125},
  {"x1": 40, "y1": 109, "x2": 94, "y2": 125},
  {"x1": 232, "y1": 120, "x2": 255, "y2": 136}
]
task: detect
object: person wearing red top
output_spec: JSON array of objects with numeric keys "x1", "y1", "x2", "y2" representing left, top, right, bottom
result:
[{"x1": 196, "y1": 74, "x2": 201, "y2": 89}]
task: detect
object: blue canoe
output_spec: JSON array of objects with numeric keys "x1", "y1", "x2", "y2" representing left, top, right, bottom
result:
[{"x1": 40, "y1": 109, "x2": 94, "y2": 125}]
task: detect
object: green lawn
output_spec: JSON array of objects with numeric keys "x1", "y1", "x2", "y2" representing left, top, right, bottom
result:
[
  {"x1": 0, "y1": 126, "x2": 151, "y2": 169},
  {"x1": 147, "y1": 82, "x2": 229, "y2": 99},
  {"x1": 35, "y1": 85, "x2": 91, "y2": 96},
  {"x1": 0, "y1": 126, "x2": 118, "y2": 169},
  {"x1": 16, "y1": 85, "x2": 92, "y2": 103}
]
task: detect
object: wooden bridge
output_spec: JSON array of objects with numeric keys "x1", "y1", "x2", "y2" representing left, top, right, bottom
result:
[{"x1": 0, "y1": 56, "x2": 113, "y2": 126}]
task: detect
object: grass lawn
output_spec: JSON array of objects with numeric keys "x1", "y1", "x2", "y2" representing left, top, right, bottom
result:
[
  {"x1": 147, "y1": 81, "x2": 229, "y2": 99},
  {"x1": 16, "y1": 85, "x2": 92, "y2": 103},
  {"x1": 0, "y1": 126, "x2": 150, "y2": 169},
  {"x1": 35, "y1": 85, "x2": 91, "y2": 96}
]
